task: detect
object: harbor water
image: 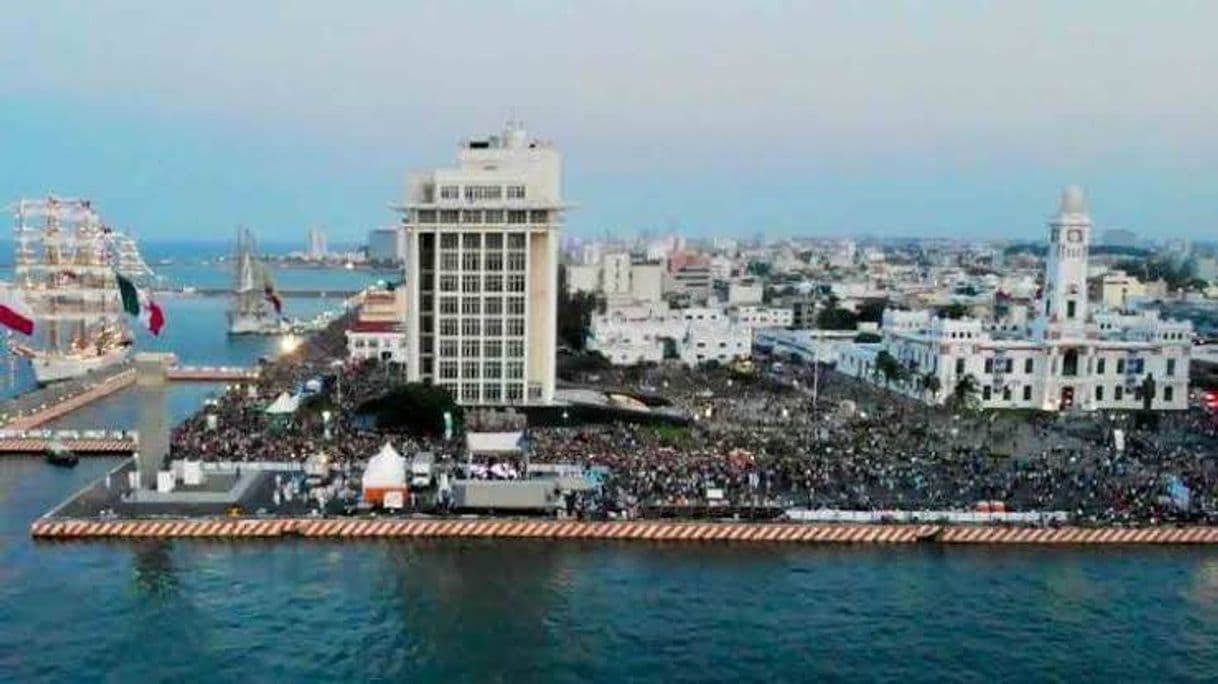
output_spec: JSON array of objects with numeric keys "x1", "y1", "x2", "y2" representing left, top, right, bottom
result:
[{"x1": 3, "y1": 251, "x2": 1218, "y2": 680}]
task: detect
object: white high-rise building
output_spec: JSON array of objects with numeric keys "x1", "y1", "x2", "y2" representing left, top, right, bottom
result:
[
  {"x1": 307, "y1": 227, "x2": 328, "y2": 260},
  {"x1": 400, "y1": 122, "x2": 564, "y2": 405}
]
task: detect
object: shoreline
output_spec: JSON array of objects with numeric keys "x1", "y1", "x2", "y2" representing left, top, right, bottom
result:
[{"x1": 30, "y1": 517, "x2": 1218, "y2": 545}]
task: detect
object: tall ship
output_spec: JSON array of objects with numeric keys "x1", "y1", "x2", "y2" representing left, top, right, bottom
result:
[
  {"x1": 227, "y1": 228, "x2": 287, "y2": 335},
  {"x1": 9, "y1": 196, "x2": 155, "y2": 384}
]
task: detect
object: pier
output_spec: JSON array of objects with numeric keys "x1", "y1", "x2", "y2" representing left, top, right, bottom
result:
[
  {"x1": 0, "y1": 358, "x2": 259, "y2": 432},
  {"x1": 0, "y1": 430, "x2": 137, "y2": 454},
  {"x1": 27, "y1": 517, "x2": 1218, "y2": 545}
]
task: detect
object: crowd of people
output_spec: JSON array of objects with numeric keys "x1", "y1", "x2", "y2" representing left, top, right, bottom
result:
[{"x1": 168, "y1": 314, "x2": 1218, "y2": 525}]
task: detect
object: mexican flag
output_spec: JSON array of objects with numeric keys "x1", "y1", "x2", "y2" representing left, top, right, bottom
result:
[
  {"x1": 0, "y1": 290, "x2": 35, "y2": 335},
  {"x1": 116, "y1": 272, "x2": 140, "y2": 316},
  {"x1": 142, "y1": 298, "x2": 165, "y2": 336},
  {"x1": 116, "y1": 273, "x2": 166, "y2": 335}
]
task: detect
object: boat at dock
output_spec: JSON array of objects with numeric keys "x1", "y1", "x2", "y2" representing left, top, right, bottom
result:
[
  {"x1": 227, "y1": 228, "x2": 288, "y2": 335},
  {"x1": 8, "y1": 196, "x2": 156, "y2": 385},
  {"x1": 44, "y1": 440, "x2": 79, "y2": 467}
]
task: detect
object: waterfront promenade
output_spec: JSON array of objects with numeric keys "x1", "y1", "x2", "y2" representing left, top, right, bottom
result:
[{"x1": 0, "y1": 363, "x2": 258, "y2": 432}]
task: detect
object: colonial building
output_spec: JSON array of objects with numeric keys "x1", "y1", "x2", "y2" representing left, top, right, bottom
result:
[{"x1": 841, "y1": 186, "x2": 1192, "y2": 411}]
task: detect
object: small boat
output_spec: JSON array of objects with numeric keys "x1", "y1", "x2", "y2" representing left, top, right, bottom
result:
[{"x1": 45, "y1": 440, "x2": 79, "y2": 468}]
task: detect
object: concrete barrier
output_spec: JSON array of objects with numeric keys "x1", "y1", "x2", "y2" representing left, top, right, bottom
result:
[
  {"x1": 2, "y1": 370, "x2": 137, "y2": 430},
  {"x1": 28, "y1": 518, "x2": 1218, "y2": 545}
]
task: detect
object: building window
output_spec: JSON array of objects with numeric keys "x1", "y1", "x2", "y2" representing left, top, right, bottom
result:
[
  {"x1": 1096, "y1": 358, "x2": 1105, "y2": 374},
  {"x1": 440, "y1": 318, "x2": 458, "y2": 336},
  {"x1": 1025, "y1": 358, "x2": 1033, "y2": 374},
  {"x1": 464, "y1": 185, "x2": 502, "y2": 201},
  {"x1": 462, "y1": 252, "x2": 480, "y2": 270},
  {"x1": 1023, "y1": 386, "x2": 1031, "y2": 401},
  {"x1": 1116, "y1": 359, "x2": 1125, "y2": 374},
  {"x1": 1164, "y1": 386, "x2": 1174, "y2": 402},
  {"x1": 440, "y1": 253, "x2": 459, "y2": 270},
  {"x1": 507, "y1": 274, "x2": 526, "y2": 292},
  {"x1": 462, "y1": 339, "x2": 479, "y2": 356},
  {"x1": 439, "y1": 361, "x2": 458, "y2": 379},
  {"x1": 462, "y1": 361, "x2": 479, "y2": 379},
  {"x1": 1166, "y1": 359, "x2": 1176, "y2": 376},
  {"x1": 529, "y1": 210, "x2": 548, "y2": 223},
  {"x1": 506, "y1": 185, "x2": 526, "y2": 199},
  {"x1": 463, "y1": 275, "x2": 480, "y2": 292},
  {"x1": 506, "y1": 318, "x2": 525, "y2": 336},
  {"x1": 484, "y1": 319, "x2": 502, "y2": 336},
  {"x1": 507, "y1": 210, "x2": 528, "y2": 224},
  {"x1": 982, "y1": 386, "x2": 992, "y2": 401},
  {"x1": 1067, "y1": 300, "x2": 1076, "y2": 319},
  {"x1": 1115, "y1": 386, "x2": 1123, "y2": 401},
  {"x1": 439, "y1": 275, "x2": 458, "y2": 292},
  {"x1": 462, "y1": 210, "x2": 483, "y2": 224},
  {"x1": 506, "y1": 384, "x2": 523, "y2": 402},
  {"x1": 507, "y1": 297, "x2": 526, "y2": 315},
  {"x1": 440, "y1": 296, "x2": 459, "y2": 315},
  {"x1": 1095, "y1": 386, "x2": 1104, "y2": 401},
  {"x1": 984, "y1": 358, "x2": 994, "y2": 373},
  {"x1": 507, "y1": 252, "x2": 527, "y2": 270},
  {"x1": 440, "y1": 185, "x2": 459, "y2": 200},
  {"x1": 507, "y1": 340, "x2": 524, "y2": 357},
  {"x1": 484, "y1": 340, "x2": 501, "y2": 357},
  {"x1": 462, "y1": 318, "x2": 481, "y2": 336},
  {"x1": 955, "y1": 358, "x2": 964, "y2": 375},
  {"x1": 485, "y1": 297, "x2": 503, "y2": 315},
  {"x1": 484, "y1": 210, "x2": 505, "y2": 224},
  {"x1": 485, "y1": 252, "x2": 504, "y2": 270},
  {"x1": 486, "y1": 275, "x2": 503, "y2": 292},
  {"x1": 461, "y1": 298, "x2": 481, "y2": 315},
  {"x1": 440, "y1": 210, "x2": 460, "y2": 223},
  {"x1": 506, "y1": 361, "x2": 524, "y2": 379},
  {"x1": 440, "y1": 233, "x2": 459, "y2": 249},
  {"x1": 485, "y1": 233, "x2": 504, "y2": 249},
  {"x1": 417, "y1": 210, "x2": 437, "y2": 223},
  {"x1": 484, "y1": 361, "x2": 502, "y2": 379},
  {"x1": 508, "y1": 233, "x2": 526, "y2": 249},
  {"x1": 484, "y1": 384, "x2": 502, "y2": 402},
  {"x1": 1002, "y1": 386, "x2": 1011, "y2": 401}
]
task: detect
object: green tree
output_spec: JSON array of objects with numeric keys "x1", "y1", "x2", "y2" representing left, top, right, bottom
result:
[
  {"x1": 875, "y1": 350, "x2": 903, "y2": 388},
  {"x1": 357, "y1": 383, "x2": 464, "y2": 437},
  {"x1": 950, "y1": 374, "x2": 980, "y2": 411},
  {"x1": 921, "y1": 373, "x2": 942, "y2": 400},
  {"x1": 557, "y1": 265, "x2": 599, "y2": 351}
]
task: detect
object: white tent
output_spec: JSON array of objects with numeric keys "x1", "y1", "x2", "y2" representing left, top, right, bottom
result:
[
  {"x1": 465, "y1": 431, "x2": 524, "y2": 454},
  {"x1": 362, "y1": 442, "x2": 408, "y2": 503},
  {"x1": 265, "y1": 392, "x2": 301, "y2": 415}
]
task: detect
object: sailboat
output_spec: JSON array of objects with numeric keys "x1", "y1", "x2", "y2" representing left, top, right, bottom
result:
[
  {"x1": 8, "y1": 197, "x2": 155, "y2": 384},
  {"x1": 227, "y1": 228, "x2": 287, "y2": 335}
]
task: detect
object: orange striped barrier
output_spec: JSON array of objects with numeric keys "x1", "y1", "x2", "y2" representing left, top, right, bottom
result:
[
  {"x1": 29, "y1": 519, "x2": 1218, "y2": 544},
  {"x1": 0, "y1": 438, "x2": 135, "y2": 454}
]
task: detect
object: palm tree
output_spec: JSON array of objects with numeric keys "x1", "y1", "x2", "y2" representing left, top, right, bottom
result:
[{"x1": 921, "y1": 372, "x2": 942, "y2": 401}]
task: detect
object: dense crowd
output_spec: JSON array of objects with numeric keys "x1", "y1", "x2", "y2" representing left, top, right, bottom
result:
[
  {"x1": 534, "y1": 363, "x2": 1218, "y2": 524},
  {"x1": 169, "y1": 315, "x2": 1218, "y2": 524}
]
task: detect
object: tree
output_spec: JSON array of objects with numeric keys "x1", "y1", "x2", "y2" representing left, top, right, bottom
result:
[
  {"x1": 950, "y1": 374, "x2": 980, "y2": 411},
  {"x1": 854, "y1": 332, "x2": 882, "y2": 344},
  {"x1": 557, "y1": 265, "x2": 599, "y2": 351},
  {"x1": 875, "y1": 350, "x2": 903, "y2": 388},
  {"x1": 937, "y1": 302, "x2": 969, "y2": 320},
  {"x1": 921, "y1": 373, "x2": 942, "y2": 400},
  {"x1": 817, "y1": 305, "x2": 858, "y2": 331},
  {"x1": 357, "y1": 383, "x2": 463, "y2": 438},
  {"x1": 855, "y1": 298, "x2": 889, "y2": 325}
]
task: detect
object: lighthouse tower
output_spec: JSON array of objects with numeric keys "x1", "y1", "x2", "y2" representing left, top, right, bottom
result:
[{"x1": 1037, "y1": 185, "x2": 1092, "y2": 341}]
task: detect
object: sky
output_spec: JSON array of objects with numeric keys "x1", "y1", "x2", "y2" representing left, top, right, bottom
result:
[{"x1": 1, "y1": 1, "x2": 1216, "y2": 244}]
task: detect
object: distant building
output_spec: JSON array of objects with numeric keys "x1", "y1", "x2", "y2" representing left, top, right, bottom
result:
[
  {"x1": 842, "y1": 186, "x2": 1192, "y2": 412},
  {"x1": 346, "y1": 288, "x2": 407, "y2": 363},
  {"x1": 400, "y1": 122, "x2": 563, "y2": 405},
  {"x1": 307, "y1": 227, "x2": 328, "y2": 260},
  {"x1": 728, "y1": 277, "x2": 764, "y2": 305},
  {"x1": 1101, "y1": 228, "x2": 1139, "y2": 248},
  {"x1": 367, "y1": 227, "x2": 405, "y2": 265},
  {"x1": 588, "y1": 303, "x2": 751, "y2": 367}
]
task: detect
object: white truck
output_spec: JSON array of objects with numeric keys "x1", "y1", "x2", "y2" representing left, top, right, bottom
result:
[{"x1": 410, "y1": 451, "x2": 435, "y2": 489}]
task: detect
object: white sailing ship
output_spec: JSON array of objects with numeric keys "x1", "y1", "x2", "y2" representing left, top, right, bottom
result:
[
  {"x1": 9, "y1": 196, "x2": 155, "y2": 384},
  {"x1": 227, "y1": 228, "x2": 287, "y2": 335}
]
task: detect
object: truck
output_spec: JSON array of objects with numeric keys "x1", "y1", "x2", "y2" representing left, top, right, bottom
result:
[{"x1": 410, "y1": 451, "x2": 435, "y2": 489}]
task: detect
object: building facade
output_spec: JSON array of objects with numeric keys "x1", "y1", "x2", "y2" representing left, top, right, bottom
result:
[
  {"x1": 841, "y1": 187, "x2": 1192, "y2": 412},
  {"x1": 401, "y1": 122, "x2": 563, "y2": 405}
]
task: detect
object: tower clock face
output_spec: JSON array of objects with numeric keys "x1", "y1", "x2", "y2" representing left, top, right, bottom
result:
[{"x1": 1067, "y1": 229, "x2": 1082, "y2": 243}]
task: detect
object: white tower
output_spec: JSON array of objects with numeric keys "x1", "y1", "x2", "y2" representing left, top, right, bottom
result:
[{"x1": 1038, "y1": 185, "x2": 1092, "y2": 340}]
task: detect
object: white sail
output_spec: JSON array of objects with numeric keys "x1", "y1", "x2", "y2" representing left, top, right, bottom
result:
[
  {"x1": 227, "y1": 227, "x2": 282, "y2": 334},
  {"x1": 8, "y1": 195, "x2": 157, "y2": 383}
]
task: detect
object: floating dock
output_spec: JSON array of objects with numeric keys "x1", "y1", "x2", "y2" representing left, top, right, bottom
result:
[{"x1": 28, "y1": 518, "x2": 1218, "y2": 545}]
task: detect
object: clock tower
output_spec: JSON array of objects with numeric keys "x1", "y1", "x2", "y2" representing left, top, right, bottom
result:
[{"x1": 1038, "y1": 185, "x2": 1092, "y2": 340}]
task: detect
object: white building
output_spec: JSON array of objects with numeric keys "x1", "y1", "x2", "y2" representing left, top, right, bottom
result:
[
  {"x1": 841, "y1": 186, "x2": 1192, "y2": 412},
  {"x1": 307, "y1": 227, "x2": 328, "y2": 260},
  {"x1": 728, "y1": 277, "x2": 764, "y2": 305},
  {"x1": 400, "y1": 122, "x2": 563, "y2": 405},
  {"x1": 346, "y1": 288, "x2": 407, "y2": 363},
  {"x1": 733, "y1": 305, "x2": 793, "y2": 328},
  {"x1": 588, "y1": 303, "x2": 752, "y2": 367}
]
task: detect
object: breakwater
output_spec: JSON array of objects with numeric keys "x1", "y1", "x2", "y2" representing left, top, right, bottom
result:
[{"x1": 29, "y1": 517, "x2": 1218, "y2": 544}]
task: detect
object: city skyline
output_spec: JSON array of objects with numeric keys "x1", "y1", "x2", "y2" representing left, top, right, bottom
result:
[{"x1": 2, "y1": 2, "x2": 1217, "y2": 242}]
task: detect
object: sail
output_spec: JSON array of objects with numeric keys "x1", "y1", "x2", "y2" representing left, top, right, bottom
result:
[{"x1": 8, "y1": 196, "x2": 156, "y2": 375}]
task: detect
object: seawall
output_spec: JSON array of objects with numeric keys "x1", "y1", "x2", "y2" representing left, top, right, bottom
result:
[{"x1": 29, "y1": 518, "x2": 1218, "y2": 545}]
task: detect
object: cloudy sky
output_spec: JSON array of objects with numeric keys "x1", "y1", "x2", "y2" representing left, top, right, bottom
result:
[{"x1": 1, "y1": 1, "x2": 1216, "y2": 243}]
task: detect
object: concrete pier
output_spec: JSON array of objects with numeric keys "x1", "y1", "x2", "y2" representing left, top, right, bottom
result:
[{"x1": 28, "y1": 518, "x2": 1218, "y2": 545}]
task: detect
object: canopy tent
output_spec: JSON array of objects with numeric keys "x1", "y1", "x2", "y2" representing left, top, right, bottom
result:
[
  {"x1": 362, "y1": 442, "x2": 408, "y2": 505},
  {"x1": 264, "y1": 392, "x2": 301, "y2": 415},
  {"x1": 465, "y1": 431, "x2": 525, "y2": 455}
]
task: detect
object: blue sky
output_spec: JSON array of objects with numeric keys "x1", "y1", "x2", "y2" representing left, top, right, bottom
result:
[{"x1": 1, "y1": 1, "x2": 1216, "y2": 243}]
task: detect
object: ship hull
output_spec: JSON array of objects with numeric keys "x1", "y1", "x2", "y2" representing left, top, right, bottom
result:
[
  {"x1": 31, "y1": 347, "x2": 130, "y2": 384},
  {"x1": 227, "y1": 313, "x2": 287, "y2": 336}
]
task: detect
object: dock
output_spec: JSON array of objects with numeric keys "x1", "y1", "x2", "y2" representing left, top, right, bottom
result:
[
  {"x1": 27, "y1": 517, "x2": 1218, "y2": 544},
  {"x1": 0, "y1": 430, "x2": 137, "y2": 454},
  {"x1": 1, "y1": 361, "x2": 258, "y2": 431}
]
